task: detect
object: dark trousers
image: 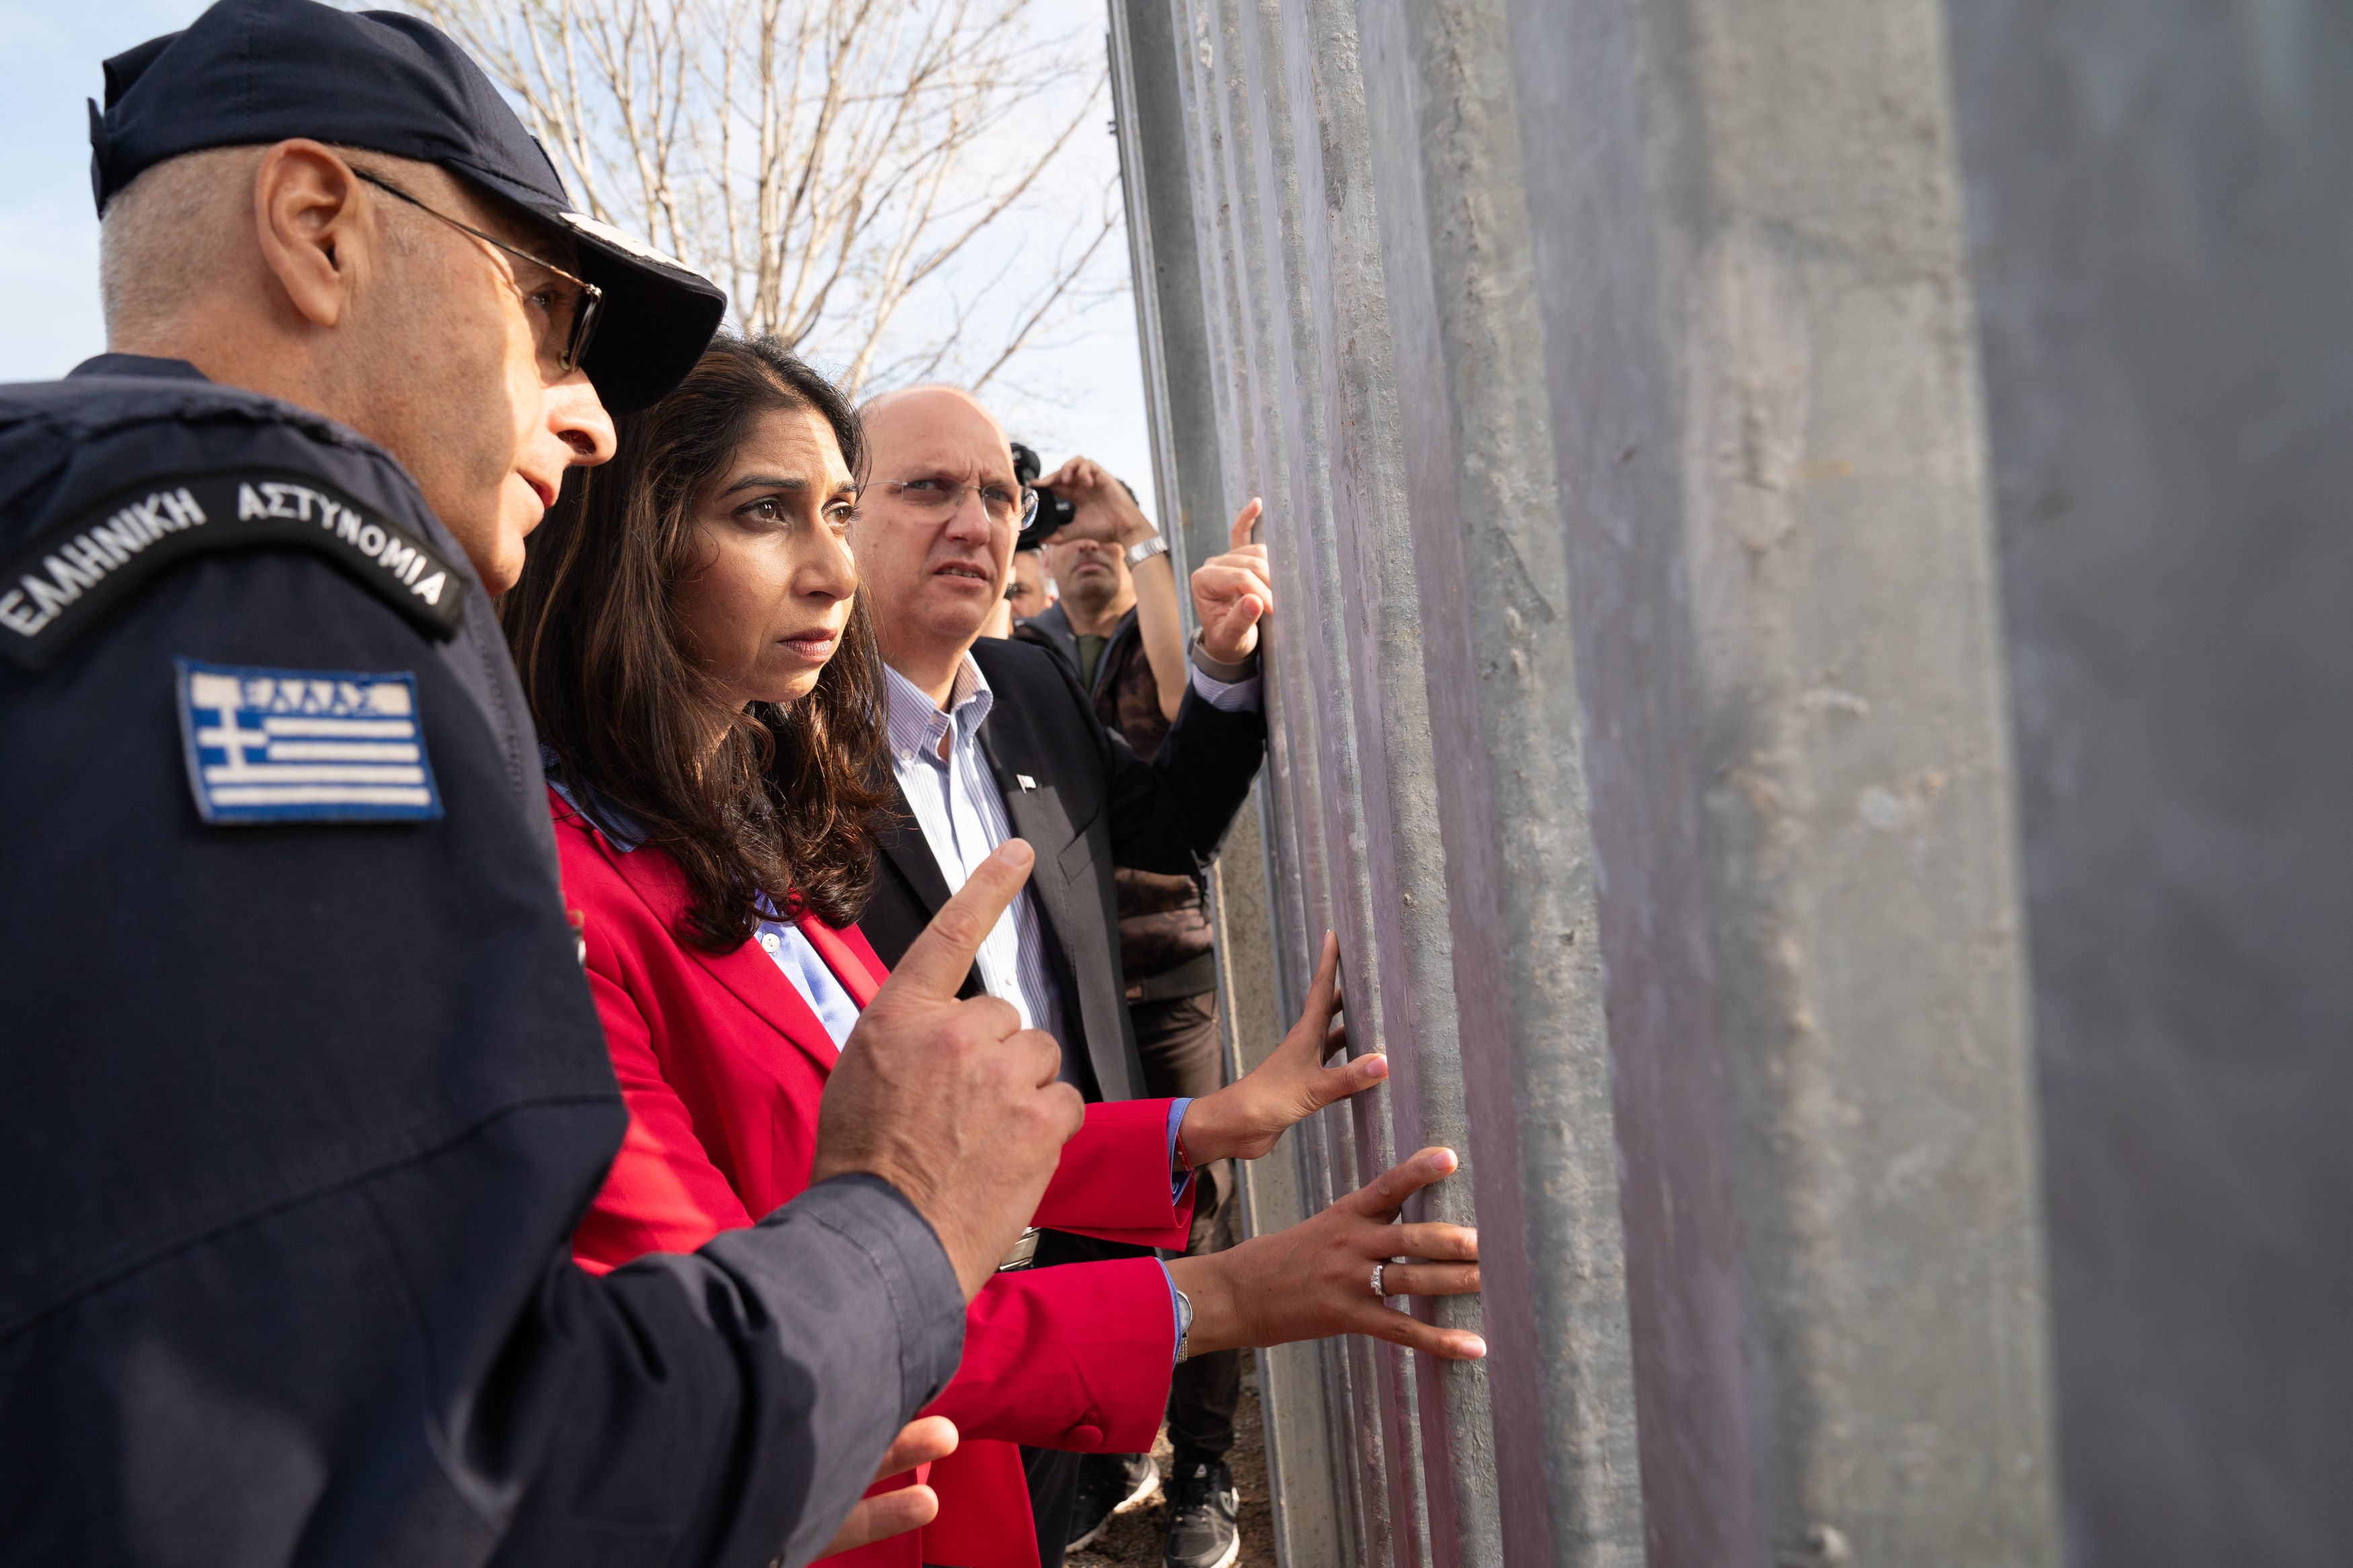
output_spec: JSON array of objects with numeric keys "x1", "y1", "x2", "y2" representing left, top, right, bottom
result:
[
  {"x1": 1132, "y1": 989, "x2": 1241, "y2": 1462},
  {"x1": 1021, "y1": 1445, "x2": 1083, "y2": 1568}
]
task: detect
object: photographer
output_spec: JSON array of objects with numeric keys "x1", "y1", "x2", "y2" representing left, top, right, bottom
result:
[
  {"x1": 1014, "y1": 453, "x2": 1267, "y2": 1568},
  {"x1": 1014, "y1": 448, "x2": 1191, "y2": 723}
]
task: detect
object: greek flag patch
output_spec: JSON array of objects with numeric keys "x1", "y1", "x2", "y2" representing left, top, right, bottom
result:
[{"x1": 174, "y1": 659, "x2": 442, "y2": 825}]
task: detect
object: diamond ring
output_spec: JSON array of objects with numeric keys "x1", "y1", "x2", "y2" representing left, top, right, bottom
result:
[{"x1": 1371, "y1": 1262, "x2": 1387, "y2": 1298}]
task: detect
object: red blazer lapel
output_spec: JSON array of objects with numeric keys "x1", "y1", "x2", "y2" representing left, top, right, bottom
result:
[
  {"x1": 595, "y1": 833, "x2": 844, "y2": 1073},
  {"x1": 799, "y1": 915, "x2": 886, "y2": 1007}
]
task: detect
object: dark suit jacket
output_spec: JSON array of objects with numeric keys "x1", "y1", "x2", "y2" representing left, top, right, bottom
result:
[{"x1": 858, "y1": 636, "x2": 1265, "y2": 1103}]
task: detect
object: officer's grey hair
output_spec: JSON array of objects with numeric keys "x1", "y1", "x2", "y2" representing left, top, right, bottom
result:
[
  {"x1": 98, "y1": 146, "x2": 264, "y2": 341},
  {"x1": 98, "y1": 145, "x2": 459, "y2": 343}
]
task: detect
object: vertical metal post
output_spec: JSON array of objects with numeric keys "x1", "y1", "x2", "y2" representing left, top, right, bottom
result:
[
  {"x1": 1349, "y1": 0, "x2": 1648, "y2": 1559},
  {"x1": 1501, "y1": 0, "x2": 2062, "y2": 1559},
  {"x1": 1261, "y1": 0, "x2": 1505, "y2": 1561},
  {"x1": 1946, "y1": 0, "x2": 2353, "y2": 1561}
]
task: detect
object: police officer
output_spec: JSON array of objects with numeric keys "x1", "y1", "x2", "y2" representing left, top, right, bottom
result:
[{"x1": 0, "y1": 3, "x2": 1084, "y2": 1564}]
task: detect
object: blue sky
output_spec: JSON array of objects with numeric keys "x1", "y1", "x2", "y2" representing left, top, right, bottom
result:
[{"x1": 0, "y1": 1, "x2": 1158, "y2": 522}]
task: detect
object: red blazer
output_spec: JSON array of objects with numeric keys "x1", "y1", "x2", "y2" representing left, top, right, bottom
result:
[{"x1": 552, "y1": 792, "x2": 1191, "y2": 1568}]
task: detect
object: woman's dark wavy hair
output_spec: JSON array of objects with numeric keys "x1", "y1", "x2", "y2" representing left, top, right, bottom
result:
[{"x1": 503, "y1": 334, "x2": 891, "y2": 950}]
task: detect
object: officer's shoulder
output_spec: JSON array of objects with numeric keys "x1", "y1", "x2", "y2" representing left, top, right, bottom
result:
[
  {"x1": 0, "y1": 373, "x2": 470, "y2": 672},
  {"x1": 0, "y1": 372, "x2": 415, "y2": 531}
]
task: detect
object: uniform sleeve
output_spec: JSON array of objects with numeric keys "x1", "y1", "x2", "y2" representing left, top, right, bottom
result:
[
  {"x1": 914, "y1": 1258, "x2": 1176, "y2": 1453},
  {"x1": 483, "y1": 1169, "x2": 967, "y2": 1568},
  {"x1": 1032, "y1": 1098, "x2": 1196, "y2": 1249},
  {"x1": 569, "y1": 962, "x2": 757, "y2": 1273}
]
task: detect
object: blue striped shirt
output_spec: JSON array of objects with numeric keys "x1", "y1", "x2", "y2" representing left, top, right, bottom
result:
[{"x1": 883, "y1": 656, "x2": 1076, "y2": 1083}]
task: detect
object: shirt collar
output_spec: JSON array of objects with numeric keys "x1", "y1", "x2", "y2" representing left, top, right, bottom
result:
[
  {"x1": 541, "y1": 745, "x2": 647, "y2": 853},
  {"x1": 545, "y1": 749, "x2": 805, "y2": 924},
  {"x1": 885, "y1": 653, "x2": 993, "y2": 766}
]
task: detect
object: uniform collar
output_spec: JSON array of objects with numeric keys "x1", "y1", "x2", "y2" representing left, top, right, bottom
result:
[{"x1": 67, "y1": 353, "x2": 210, "y2": 382}]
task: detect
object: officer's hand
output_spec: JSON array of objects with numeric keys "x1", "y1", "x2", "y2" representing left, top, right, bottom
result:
[
  {"x1": 813, "y1": 1417, "x2": 959, "y2": 1557},
  {"x1": 1178, "y1": 930, "x2": 1388, "y2": 1163},
  {"x1": 1192, "y1": 497, "x2": 1273, "y2": 665},
  {"x1": 813, "y1": 839, "x2": 1084, "y2": 1299},
  {"x1": 1167, "y1": 1147, "x2": 1486, "y2": 1361}
]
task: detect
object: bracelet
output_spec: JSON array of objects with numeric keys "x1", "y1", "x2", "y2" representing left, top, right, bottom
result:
[
  {"x1": 1173, "y1": 1285, "x2": 1195, "y2": 1364},
  {"x1": 1174, "y1": 1117, "x2": 1195, "y2": 1173},
  {"x1": 1125, "y1": 534, "x2": 1170, "y2": 569}
]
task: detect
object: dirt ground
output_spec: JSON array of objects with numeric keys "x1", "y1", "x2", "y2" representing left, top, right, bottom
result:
[{"x1": 1064, "y1": 1350, "x2": 1275, "y2": 1568}]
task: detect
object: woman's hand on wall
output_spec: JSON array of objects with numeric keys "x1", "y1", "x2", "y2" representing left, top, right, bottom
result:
[
  {"x1": 1168, "y1": 1147, "x2": 1485, "y2": 1361},
  {"x1": 1179, "y1": 930, "x2": 1386, "y2": 1165}
]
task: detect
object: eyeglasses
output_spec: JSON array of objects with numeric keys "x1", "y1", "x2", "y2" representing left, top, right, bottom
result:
[
  {"x1": 869, "y1": 477, "x2": 1039, "y2": 530},
  {"x1": 354, "y1": 170, "x2": 604, "y2": 380}
]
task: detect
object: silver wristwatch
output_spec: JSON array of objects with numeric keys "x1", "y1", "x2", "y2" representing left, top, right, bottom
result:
[
  {"x1": 1173, "y1": 1284, "x2": 1195, "y2": 1363},
  {"x1": 1125, "y1": 534, "x2": 1171, "y2": 569}
]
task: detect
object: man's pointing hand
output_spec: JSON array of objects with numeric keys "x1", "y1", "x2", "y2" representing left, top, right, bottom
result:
[
  {"x1": 813, "y1": 839, "x2": 1084, "y2": 1299},
  {"x1": 1191, "y1": 497, "x2": 1273, "y2": 666}
]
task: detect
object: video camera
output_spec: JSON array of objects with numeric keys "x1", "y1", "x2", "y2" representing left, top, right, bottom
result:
[{"x1": 1010, "y1": 440, "x2": 1074, "y2": 552}]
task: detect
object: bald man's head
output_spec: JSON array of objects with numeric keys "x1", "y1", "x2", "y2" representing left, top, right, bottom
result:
[
  {"x1": 858, "y1": 384, "x2": 1003, "y2": 448},
  {"x1": 848, "y1": 384, "x2": 1025, "y2": 696}
]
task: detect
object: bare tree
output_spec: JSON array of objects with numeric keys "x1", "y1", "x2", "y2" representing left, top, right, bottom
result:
[{"x1": 409, "y1": 0, "x2": 1123, "y2": 395}]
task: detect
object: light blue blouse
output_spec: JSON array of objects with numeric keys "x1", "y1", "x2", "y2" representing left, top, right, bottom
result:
[{"x1": 754, "y1": 909, "x2": 861, "y2": 1049}]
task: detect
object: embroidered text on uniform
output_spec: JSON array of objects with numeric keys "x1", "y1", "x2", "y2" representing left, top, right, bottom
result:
[
  {"x1": 0, "y1": 468, "x2": 469, "y2": 671},
  {"x1": 236, "y1": 481, "x2": 449, "y2": 610},
  {"x1": 0, "y1": 485, "x2": 208, "y2": 638}
]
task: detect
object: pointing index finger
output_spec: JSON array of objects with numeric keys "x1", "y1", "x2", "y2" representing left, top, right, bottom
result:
[
  {"x1": 1230, "y1": 497, "x2": 1263, "y2": 550},
  {"x1": 883, "y1": 839, "x2": 1035, "y2": 1002}
]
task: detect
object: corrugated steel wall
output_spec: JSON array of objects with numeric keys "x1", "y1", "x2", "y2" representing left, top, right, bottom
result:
[{"x1": 1107, "y1": 0, "x2": 2063, "y2": 1563}]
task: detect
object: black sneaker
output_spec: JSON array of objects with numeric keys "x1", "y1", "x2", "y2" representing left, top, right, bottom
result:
[
  {"x1": 1067, "y1": 1450, "x2": 1159, "y2": 1552},
  {"x1": 1164, "y1": 1454, "x2": 1239, "y2": 1568}
]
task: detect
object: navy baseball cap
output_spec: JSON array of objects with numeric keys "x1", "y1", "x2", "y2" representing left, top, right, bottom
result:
[{"x1": 88, "y1": 0, "x2": 726, "y2": 414}]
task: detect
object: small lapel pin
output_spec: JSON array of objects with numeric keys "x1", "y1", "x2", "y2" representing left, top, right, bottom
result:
[{"x1": 1016, "y1": 774, "x2": 1038, "y2": 792}]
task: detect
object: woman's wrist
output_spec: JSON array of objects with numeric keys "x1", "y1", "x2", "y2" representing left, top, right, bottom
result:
[
  {"x1": 1176, "y1": 1089, "x2": 1240, "y2": 1167},
  {"x1": 1166, "y1": 1253, "x2": 1244, "y2": 1357}
]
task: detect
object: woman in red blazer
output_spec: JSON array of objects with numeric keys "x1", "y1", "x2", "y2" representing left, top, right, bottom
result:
[{"x1": 504, "y1": 337, "x2": 1487, "y2": 1568}]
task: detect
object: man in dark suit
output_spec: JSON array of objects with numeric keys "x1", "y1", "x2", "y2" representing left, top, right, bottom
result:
[{"x1": 847, "y1": 386, "x2": 1273, "y2": 1567}]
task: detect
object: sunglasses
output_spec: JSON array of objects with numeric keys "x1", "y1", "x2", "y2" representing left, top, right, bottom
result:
[{"x1": 354, "y1": 170, "x2": 604, "y2": 378}]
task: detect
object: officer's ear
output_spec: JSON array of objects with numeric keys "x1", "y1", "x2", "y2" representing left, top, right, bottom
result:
[{"x1": 251, "y1": 140, "x2": 362, "y2": 332}]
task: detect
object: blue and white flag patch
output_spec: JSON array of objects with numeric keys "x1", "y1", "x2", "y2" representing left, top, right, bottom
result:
[{"x1": 174, "y1": 659, "x2": 443, "y2": 824}]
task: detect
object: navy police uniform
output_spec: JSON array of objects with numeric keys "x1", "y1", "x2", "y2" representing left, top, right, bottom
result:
[{"x1": 0, "y1": 5, "x2": 966, "y2": 1566}]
